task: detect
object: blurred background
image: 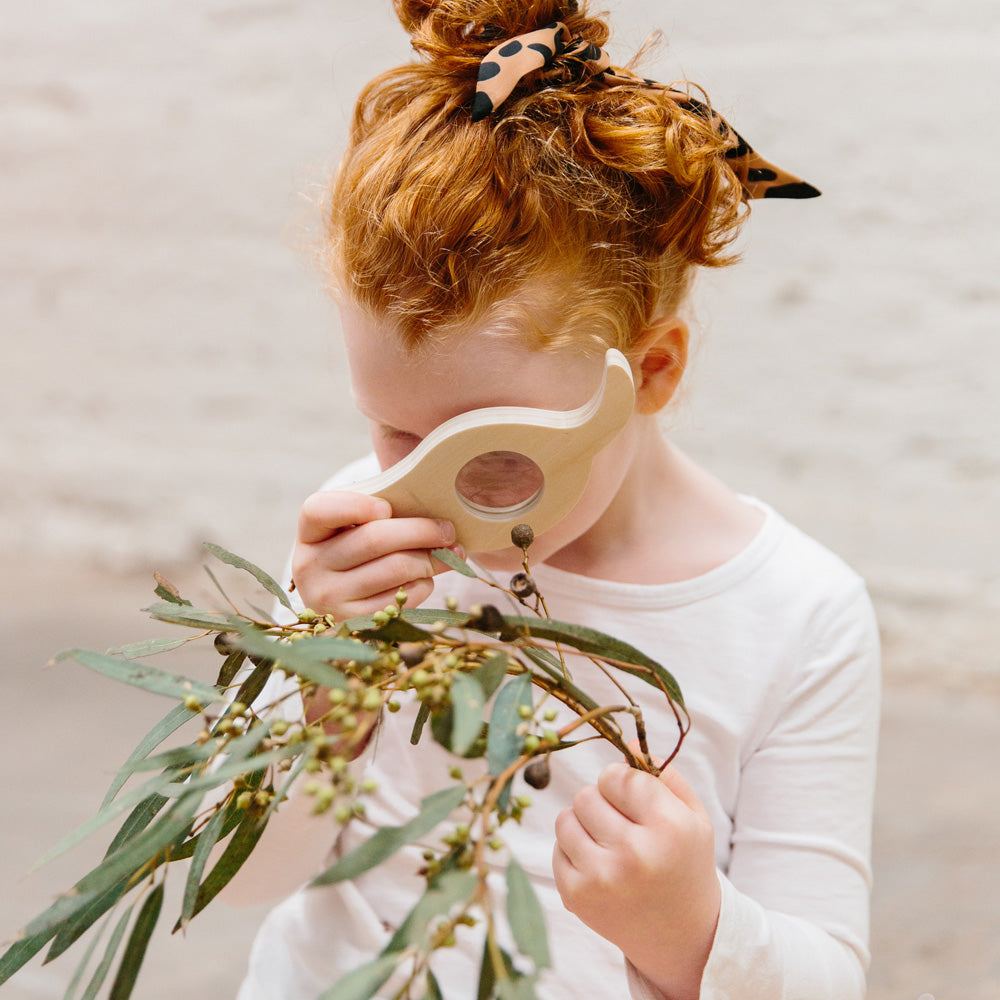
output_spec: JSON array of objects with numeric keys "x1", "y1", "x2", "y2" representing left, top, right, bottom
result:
[{"x1": 2, "y1": 1, "x2": 997, "y2": 998}]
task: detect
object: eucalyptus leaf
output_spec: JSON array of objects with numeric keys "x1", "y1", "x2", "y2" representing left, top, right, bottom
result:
[
  {"x1": 486, "y1": 674, "x2": 532, "y2": 779},
  {"x1": 486, "y1": 673, "x2": 532, "y2": 812},
  {"x1": 233, "y1": 627, "x2": 369, "y2": 691},
  {"x1": 471, "y1": 652, "x2": 509, "y2": 701},
  {"x1": 424, "y1": 968, "x2": 445, "y2": 1000},
  {"x1": 108, "y1": 883, "x2": 163, "y2": 1000},
  {"x1": 204, "y1": 542, "x2": 295, "y2": 612},
  {"x1": 60, "y1": 907, "x2": 110, "y2": 1000},
  {"x1": 505, "y1": 858, "x2": 550, "y2": 969},
  {"x1": 314, "y1": 951, "x2": 403, "y2": 1000},
  {"x1": 475, "y1": 935, "x2": 518, "y2": 1000},
  {"x1": 181, "y1": 805, "x2": 231, "y2": 925},
  {"x1": 102, "y1": 704, "x2": 198, "y2": 808},
  {"x1": 232, "y1": 655, "x2": 274, "y2": 708},
  {"x1": 449, "y1": 673, "x2": 485, "y2": 756},
  {"x1": 520, "y1": 648, "x2": 596, "y2": 713},
  {"x1": 179, "y1": 811, "x2": 268, "y2": 922},
  {"x1": 497, "y1": 976, "x2": 539, "y2": 1000},
  {"x1": 64, "y1": 649, "x2": 218, "y2": 704},
  {"x1": 216, "y1": 649, "x2": 247, "y2": 688},
  {"x1": 0, "y1": 927, "x2": 57, "y2": 987},
  {"x1": 384, "y1": 869, "x2": 477, "y2": 953},
  {"x1": 153, "y1": 572, "x2": 191, "y2": 606},
  {"x1": 45, "y1": 877, "x2": 131, "y2": 964},
  {"x1": 430, "y1": 547, "x2": 478, "y2": 577},
  {"x1": 410, "y1": 702, "x2": 431, "y2": 745},
  {"x1": 107, "y1": 637, "x2": 194, "y2": 659},
  {"x1": 144, "y1": 601, "x2": 241, "y2": 631},
  {"x1": 79, "y1": 905, "x2": 134, "y2": 1000},
  {"x1": 505, "y1": 618, "x2": 684, "y2": 707},
  {"x1": 311, "y1": 785, "x2": 466, "y2": 887}
]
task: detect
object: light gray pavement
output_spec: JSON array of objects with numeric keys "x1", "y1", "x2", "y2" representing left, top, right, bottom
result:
[{"x1": 1, "y1": 556, "x2": 997, "y2": 1000}]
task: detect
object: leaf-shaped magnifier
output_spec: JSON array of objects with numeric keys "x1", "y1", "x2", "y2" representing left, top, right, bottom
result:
[{"x1": 352, "y1": 349, "x2": 636, "y2": 552}]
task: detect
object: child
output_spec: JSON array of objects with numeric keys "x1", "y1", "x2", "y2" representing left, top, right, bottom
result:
[{"x1": 234, "y1": 2, "x2": 880, "y2": 998}]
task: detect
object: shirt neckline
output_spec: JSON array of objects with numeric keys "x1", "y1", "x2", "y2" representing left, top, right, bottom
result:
[{"x1": 499, "y1": 498, "x2": 785, "y2": 611}]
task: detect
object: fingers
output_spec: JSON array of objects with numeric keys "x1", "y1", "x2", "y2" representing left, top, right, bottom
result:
[
  {"x1": 597, "y1": 762, "x2": 699, "y2": 825},
  {"x1": 298, "y1": 491, "x2": 393, "y2": 545},
  {"x1": 293, "y1": 490, "x2": 461, "y2": 618}
]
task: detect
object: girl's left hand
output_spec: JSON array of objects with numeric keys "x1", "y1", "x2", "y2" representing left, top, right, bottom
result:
[{"x1": 552, "y1": 756, "x2": 721, "y2": 1000}]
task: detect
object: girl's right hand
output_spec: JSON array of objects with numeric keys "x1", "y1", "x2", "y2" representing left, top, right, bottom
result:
[{"x1": 291, "y1": 491, "x2": 460, "y2": 619}]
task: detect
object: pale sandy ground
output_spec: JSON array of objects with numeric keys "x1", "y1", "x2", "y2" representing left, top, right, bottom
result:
[{"x1": 2, "y1": 0, "x2": 999, "y2": 997}]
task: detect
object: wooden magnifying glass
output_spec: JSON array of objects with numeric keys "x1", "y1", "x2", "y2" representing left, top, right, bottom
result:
[{"x1": 352, "y1": 349, "x2": 636, "y2": 552}]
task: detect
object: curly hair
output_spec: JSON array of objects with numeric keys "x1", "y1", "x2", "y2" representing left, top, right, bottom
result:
[{"x1": 322, "y1": 0, "x2": 748, "y2": 354}]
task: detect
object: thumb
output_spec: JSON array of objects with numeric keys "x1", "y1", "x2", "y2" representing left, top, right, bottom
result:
[{"x1": 626, "y1": 739, "x2": 704, "y2": 814}]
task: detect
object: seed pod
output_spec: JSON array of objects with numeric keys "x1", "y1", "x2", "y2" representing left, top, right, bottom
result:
[
  {"x1": 214, "y1": 631, "x2": 239, "y2": 656},
  {"x1": 510, "y1": 523, "x2": 534, "y2": 549},
  {"x1": 509, "y1": 572, "x2": 536, "y2": 598},
  {"x1": 524, "y1": 758, "x2": 551, "y2": 789},
  {"x1": 398, "y1": 642, "x2": 427, "y2": 667}
]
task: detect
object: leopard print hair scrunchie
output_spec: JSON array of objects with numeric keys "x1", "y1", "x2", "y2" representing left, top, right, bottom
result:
[{"x1": 472, "y1": 21, "x2": 820, "y2": 200}]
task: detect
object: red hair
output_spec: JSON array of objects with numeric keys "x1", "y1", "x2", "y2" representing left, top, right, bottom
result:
[{"x1": 323, "y1": 0, "x2": 747, "y2": 353}]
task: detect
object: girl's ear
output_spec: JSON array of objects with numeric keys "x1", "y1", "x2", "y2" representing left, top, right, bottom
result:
[{"x1": 632, "y1": 316, "x2": 689, "y2": 415}]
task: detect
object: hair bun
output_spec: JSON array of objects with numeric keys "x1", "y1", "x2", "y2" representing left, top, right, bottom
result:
[{"x1": 393, "y1": 0, "x2": 606, "y2": 64}]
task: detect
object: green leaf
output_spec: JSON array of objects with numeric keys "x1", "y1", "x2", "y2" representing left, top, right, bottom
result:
[
  {"x1": 487, "y1": 674, "x2": 532, "y2": 778},
  {"x1": 410, "y1": 702, "x2": 431, "y2": 745},
  {"x1": 507, "y1": 617, "x2": 684, "y2": 708},
  {"x1": 234, "y1": 628, "x2": 371, "y2": 691},
  {"x1": 216, "y1": 649, "x2": 247, "y2": 688},
  {"x1": 449, "y1": 673, "x2": 485, "y2": 756},
  {"x1": 233, "y1": 655, "x2": 274, "y2": 707},
  {"x1": 505, "y1": 858, "x2": 550, "y2": 969},
  {"x1": 45, "y1": 877, "x2": 131, "y2": 964},
  {"x1": 60, "y1": 906, "x2": 110, "y2": 1000},
  {"x1": 0, "y1": 927, "x2": 57, "y2": 986},
  {"x1": 384, "y1": 869, "x2": 477, "y2": 953},
  {"x1": 153, "y1": 572, "x2": 191, "y2": 606},
  {"x1": 354, "y1": 618, "x2": 433, "y2": 643},
  {"x1": 430, "y1": 547, "x2": 477, "y2": 577},
  {"x1": 487, "y1": 673, "x2": 532, "y2": 812},
  {"x1": 520, "y1": 648, "x2": 596, "y2": 713},
  {"x1": 79, "y1": 904, "x2": 135, "y2": 1000},
  {"x1": 471, "y1": 653, "x2": 509, "y2": 701},
  {"x1": 144, "y1": 601, "x2": 240, "y2": 631},
  {"x1": 179, "y1": 812, "x2": 268, "y2": 922},
  {"x1": 73, "y1": 798, "x2": 199, "y2": 900},
  {"x1": 314, "y1": 952, "x2": 403, "y2": 1000},
  {"x1": 64, "y1": 648, "x2": 219, "y2": 704},
  {"x1": 497, "y1": 977, "x2": 539, "y2": 1000},
  {"x1": 102, "y1": 704, "x2": 199, "y2": 808},
  {"x1": 311, "y1": 785, "x2": 466, "y2": 888},
  {"x1": 204, "y1": 542, "x2": 295, "y2": 613},
  {"x1": 107, "y1": 637, "x2": 194, "y2": 659},
  {"x1": 108, "y1": 883, "x2": 163, "y2": 1000},
  {"x1": 181, "y1": 805, "x2": 231, "y2": 925},
  {"x1": 424, "y1": 968, "x2": 445, "y2": 1000},
  {"x1": 104, "y1": 794, "x2": 168, "y2": 859},
  {"x1": 476, "y1": 934, "x2": 518, "y2": 1000}
]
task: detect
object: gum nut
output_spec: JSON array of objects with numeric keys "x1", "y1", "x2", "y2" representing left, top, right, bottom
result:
[
  {"x1": 509, "y1": 572, "x2": 536, "y2": 598},
  {"x1": 398, "y1": 643, "x2": 427, "y2": 667},
  {"x1": 524, "y1": 758, "x2": 551, "y2": 789},
  {"x1": 510, "y1": 523, "x2": 534, "y2": 549},
  {"x1": 214, "y1": 632, "x2": 239, "y2": 656}
]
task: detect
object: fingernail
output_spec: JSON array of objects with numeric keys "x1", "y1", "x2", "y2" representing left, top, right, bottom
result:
[
  {"x1": 450, "y1": 543, "x2": 466, "y2": 560},
  {"x1": 374, "y1": 499, "x2": 392, "y2": 518},
  {"x1": 438, "y1": 520, "x2": 456, "y2": 544}
]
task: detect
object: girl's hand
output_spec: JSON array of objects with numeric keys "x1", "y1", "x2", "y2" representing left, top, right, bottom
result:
[
  {"x1": 291, "y1": 491, "x2": 460, "y2": 619},
  {"x1": 552, "y1": 756, "x2": 721, "y2": 1000}
]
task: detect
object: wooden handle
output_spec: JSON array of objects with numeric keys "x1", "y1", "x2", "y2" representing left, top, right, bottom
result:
[{"x1": 351, "y1": 349, "x2": 636, "y2": 552}]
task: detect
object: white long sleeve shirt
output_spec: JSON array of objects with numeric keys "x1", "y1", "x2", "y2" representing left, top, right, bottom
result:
[{"x1": 237, "y1": 456, "x2": 880, "y2": 1000}]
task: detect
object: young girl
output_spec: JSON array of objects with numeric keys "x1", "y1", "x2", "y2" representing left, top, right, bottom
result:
[{"x1": 233, "y1": 2, "x2": 880, "y2": 998}]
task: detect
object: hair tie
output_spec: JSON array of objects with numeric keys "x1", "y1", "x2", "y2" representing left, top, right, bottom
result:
[{"x1": 472, "y1": 21, "x2": 820, "y2": 200}]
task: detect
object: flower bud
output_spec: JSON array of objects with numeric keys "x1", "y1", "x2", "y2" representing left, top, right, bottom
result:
[{"x1": 510, "y1": 523, "x2": 534, "y2": 549}]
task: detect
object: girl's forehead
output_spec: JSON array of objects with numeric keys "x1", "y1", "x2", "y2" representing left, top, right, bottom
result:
[{"x1": 338, "y1": 302, "x2": 608, "y2": 430}]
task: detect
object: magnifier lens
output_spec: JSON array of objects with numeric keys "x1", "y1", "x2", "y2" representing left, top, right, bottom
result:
[{"x1": 455, "y1": 451, "x2": 544, "y2": 514}]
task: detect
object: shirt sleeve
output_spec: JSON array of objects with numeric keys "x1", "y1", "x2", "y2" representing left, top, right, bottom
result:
[{"x1": 629, "y1": 584, "x2": 881, "y2": 1000}]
